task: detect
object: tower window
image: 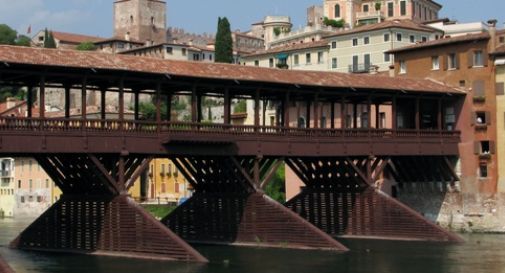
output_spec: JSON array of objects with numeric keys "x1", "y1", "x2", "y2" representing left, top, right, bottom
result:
[
  {"x1": 151, "y1": 16, "x2": 155, "y2": 25},
  {"x1": 334, "y1": 4, "x2": 341, "y2": 18},
  {"x1": 130, "y1": 15, "x2": 134, "y2": 24}
]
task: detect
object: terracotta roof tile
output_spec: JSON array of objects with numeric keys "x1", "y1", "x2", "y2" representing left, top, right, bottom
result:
[
  {"x1": 387, "y1": 32, "x2": 490, "y2": 54},
  {"x1": 243, "y1": 40, "x2": 330, "y2": 58},
  {"x1": 0, "y1": 45, "x2": 463, "y2": 94},
  {"x1": 491, "y1": 45, "x2": 505, "y2": 55},
  {"x1": 324, "y1": 20, "x2": 439, "y2": 39},
  {"x1": 52, "y1": 31, "x2": 104, "y2": 44}
]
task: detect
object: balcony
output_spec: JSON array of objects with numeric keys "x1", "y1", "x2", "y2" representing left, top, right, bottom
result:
[
  {"x1": 349, "y1": 63, "x2": 372, "y2": 73},
  {"x1": 356, "y1": 11, "x2": 384, "y2": 24}
]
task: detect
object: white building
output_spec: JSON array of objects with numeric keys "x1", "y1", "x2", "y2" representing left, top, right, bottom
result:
[{"x1": 0, "y1": 158, "x2": 15, "y2": 218}]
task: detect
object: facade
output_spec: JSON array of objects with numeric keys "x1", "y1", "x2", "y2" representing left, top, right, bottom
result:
[
  {"x1": 492, "y1": 45, "x2": 505, "y2": 193},
  {"x1": 249, "y1": 16, "x2": 293, "y2": 49},
  {"x1": 146, "y1": 159, "x2": 193, "y2": 203},
  {"x1": 113, "y1": 0, "x2": 167, "y2": 44},
  {"x1": 242, "y1": 40, "x2": 330, "y2": 71},
  {"x1": 31, "y1": 30, "x2": 103, "y2": 49},
  {"x1": 0, "y1": 158, "x2": 15, "y2": 218},
  {"x1": 323, "y1": 0, "x2": 441, "y2": 27},
  {"x1": 326, "y1": 19, "x2": 441, "y2": 73},
  {"x1": 14, "y1": 158, "x2": 61, "y2": 217},
  {"x1": 95, "y1": 38, "x2": 145, "y2": 54},
  {"x1": 388, "y1": 23, "x2": 505, "y2": 231}
]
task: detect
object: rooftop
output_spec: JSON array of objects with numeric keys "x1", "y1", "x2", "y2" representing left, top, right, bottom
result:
[
  {"x1": 243, "y1": 40, "x2": 329, "y2": 58},
  {"x1": 0, "y1": 45, "x2": 463, "y2": 95},
  {"x1": 387, "y1": 32, "x2": 490, "y2": 54},
  {"x1": 324, "y1": 20, "x2": 439, "y2": 39},
  {"x1": 51, "y1": 31, "x2": 104, "y2": 44}
]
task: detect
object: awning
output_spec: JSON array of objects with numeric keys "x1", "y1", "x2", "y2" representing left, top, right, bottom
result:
[{"x1": 276, "y1": 53, "x2": 288, "y2": 59}]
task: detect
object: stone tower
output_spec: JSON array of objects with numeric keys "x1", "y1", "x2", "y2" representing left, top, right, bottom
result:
[{"x1": 113, "y1": 0, "x2": 167, "y2": 45}]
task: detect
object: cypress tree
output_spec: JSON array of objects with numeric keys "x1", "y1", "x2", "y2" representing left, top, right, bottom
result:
[
  {"x1": 214, "y1": 17, "x2": 234, "y2": 63},
  {"x1": 43, "y1": 29, "x2": 57, "y2": 48}
]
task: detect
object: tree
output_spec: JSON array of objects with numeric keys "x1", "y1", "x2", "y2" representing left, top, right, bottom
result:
[
  {"x1": 214, "y1": 17, "x2": 234, "y2": 63},
  {"x1": 15, "y1": 35, "x2": 31, "y2": 47},
  {"x1": 323, "y1": 17, "x2": 345, "y2": 28},
  {"x1": 233, "y1": 100, "x2": 247, "y2": 113},
  {"x1": 43, "y1": 29, "x2": 57, "y2": 48},
  {"x1": 0, "y1": 24, "x2": 18, "y2": 45},
  {"x1": 76, "y1": 41, "x2": 97, "y2": 51},
  {"x1": 264, "y1": 164, "x2": 286, "y2": 203},
  {"x1": 375, "y1": 1, "x2": 382, "y2": 11}
]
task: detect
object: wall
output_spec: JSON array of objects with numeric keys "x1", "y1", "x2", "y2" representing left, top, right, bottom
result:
[{"x1": 114, "y1": 0, "x2": 167, "y2": 44}]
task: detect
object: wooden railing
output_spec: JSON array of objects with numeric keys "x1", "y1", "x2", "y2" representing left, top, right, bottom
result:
[{"x1": 0, "y1": 117, "x2": 460, "y2": 139}]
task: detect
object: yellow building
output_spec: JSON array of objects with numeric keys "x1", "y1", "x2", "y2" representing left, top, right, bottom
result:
[{"x1": 129, "y1": 158, "x2": 193, "y2": 204}]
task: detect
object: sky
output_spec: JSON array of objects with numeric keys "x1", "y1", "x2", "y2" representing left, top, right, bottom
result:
[{"x1": 1, "y1": 0, "x2": 504, "y2": 38}]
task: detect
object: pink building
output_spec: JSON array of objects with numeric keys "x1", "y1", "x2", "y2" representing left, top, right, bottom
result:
[{"x1": 323, "y1": 0, "x2": 441, "y2": 27}]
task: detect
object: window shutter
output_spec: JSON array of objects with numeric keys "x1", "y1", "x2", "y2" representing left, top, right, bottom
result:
[
  {"x1": 473, "y1": 80, "x2": 485, "y2": 97},
  {"x1": 467, "y1": 51, "x2": 474, "y2": 68},
  {"x1": 490, "y1": 141, "x2": 496, "y2": 154},
  {"x1": 482, "y1": 49, "x2": 488, "y2": 67},
  {"x1": 485, "y1": 111, "x2": 491, "y2": 125},
  {"x1": 496, "y1": 82, "x2": 505, "y2": 96},
  {"x1": 471, "y1": 112, "x2": 476, "y2": 126},
  {"x1": 455, "y1": 53, "x2": 460, "y2": 69},
  {"x1": 474, "y1": 141, "x2": 480, "y2": 155},
  {"x1": 443, "y1": 55, "x2": 448, "y2": 70}
]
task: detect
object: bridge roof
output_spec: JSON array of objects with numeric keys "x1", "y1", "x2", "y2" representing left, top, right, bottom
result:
[{"x1": 0, "y1": 45, "x2": 463, "y2": 95}]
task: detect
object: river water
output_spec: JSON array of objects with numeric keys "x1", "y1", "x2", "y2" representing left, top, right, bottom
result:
[{"x1": 1, "y1": 217, "x2": 505, "y2": 273}]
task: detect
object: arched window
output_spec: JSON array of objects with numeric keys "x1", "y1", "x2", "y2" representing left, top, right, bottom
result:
[
  {"x1": 334, "y1": 4, "x2": 341, "y2": 18},
  {"x1": 151, "y1": 16, "x2": 155, "y2": 25},
  {"x1": 130, "y1": 15, "x2": 134, "y2": 24}
]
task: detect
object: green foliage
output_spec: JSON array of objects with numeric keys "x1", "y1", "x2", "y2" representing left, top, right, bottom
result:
[
  {"x1": 0, "y1": 87, "x2": 26, "y2": 103},
  {"x1": 0, "y1": 24, "x2": 18, "y2": 45},
  {"x1": 76, "y1": 41, "x2": 97, "y2": 51},
  {"x1": 233, "y1": 100, "x2": 247, "y2": 113},
  {"x1": 215, "y1": 17, "x2": 234, "y2": 63},
  {"x1": 264, "y1": 164, "x2": 286, "y2": 203},
  {"x1": 273, "y1": 27, "x2": 281, "y2": 36},
  {"x1": 375, "y1": 1, "x2": 382, "y2": 11},
  {"x1": 15, "y1": 35, "x2": 31, "y2": 47},
  {"x1": 141, "y1": 204, "x2": 176, "y2": 219},
  {"x1": 323, "y1": 17, "x2": 345, "y2": 28},
  {"x1": 43, "y1": 28, "x2": 57, "y2": 48}
]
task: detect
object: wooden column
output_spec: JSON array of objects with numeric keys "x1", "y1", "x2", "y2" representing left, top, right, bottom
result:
[
  {"x1": 81, "y1": 78, "x2": 87, "y2": 120},
  {"x1": 224, "y1": 88, "x2": 231, "y2": 125},
  {"x1": 254, "y1": 89, "x2": 260, "y2": 128},
  {"x1": 375, "y1": 103, "x2": 380, "y2": 129},
  {"x1": 340, "y1": 96, "x2": 346, "y2": 129},
  {"x1": 305, "y1": 99, "x2": 311, "y2": 128},
  {"x1": 118, "y1": 156, "x2": 126, "y2": 193},
  {"x1": 437, "y1": 99, "x2": 443, "y2": 130},
  {"x1": 392, "y1": 95, "x2": 397, "y2": 130},
  {"x1": 284, "y1": 92, "x2": 290, "y2": 128},
  {"x1": 330, "y1": 100, "x2": 335, "y2": 129},
  {"x1": 100, "y1": 87, "x2": 106, "y2": 120},
  {"x1": 64, "y1": 85, "x2": 71, "y2": 119},
  {"x1": 191, "y1": 87, "x2": 197, "y2": 123},
  {"x1": 415, "y1": 97, "x2": 420, "y2": 130},
  {"x1": 155, "y1": 83, "x2": 161, "y2": 125},
  {"x1": 27, "y1": 85, "x2": 33, "y2": 118},
  {"x1": 313, "y1": 93, "x2": 319, "y2": 129},
  {"x1": 134, "y1": 90, "x2": 140, "y2": 121},
  {"x1": 39, "y1": 76, "x2": 45, "y2": 118},
  {"x1": 118, "y1": 79, "x2": 125, "y2": 122},
  {"x1": 353, "y1": 103, "x2": 358, "y2": 129},
  {"x1": 366, "y1": 96, "x2": 372, "y2": 129}
]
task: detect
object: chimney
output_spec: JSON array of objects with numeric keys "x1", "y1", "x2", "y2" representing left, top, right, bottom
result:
[
  {"x1": 6, "y1": 97, "x2": 17, "y2": 109},
  {"x1": 488, "y1": 19, "x2": 498, "y2": 52},
  {"x1": 389, "y1": 64, "x2": 395, "y2": 77}
]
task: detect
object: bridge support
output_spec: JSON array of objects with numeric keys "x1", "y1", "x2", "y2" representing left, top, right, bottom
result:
[
  {"x1": 10, "y1": 154, "x2": 207, "y2": 262},
  {"x1": 285, "y1": 156, "x2": 463, "y2": 242},
  {"x1": 162, "y1": 156, "x2": 348, "y2": 252}
]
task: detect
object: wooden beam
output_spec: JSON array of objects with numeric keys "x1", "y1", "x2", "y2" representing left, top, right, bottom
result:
[
  {"x1": 260, "y1": 159, "x2": 283, "y2": 190},
  {"x1": 229, "y1": 156, "x2": 257, "y2": 190},
  {"x1": 87, "y1": 154, "x2": 120, "y2": 195},
  {"x1": 346, "y1": 157, "x2": 373, "y2": 186},
  {"x1": 39, "y1": 75, "x2": 45, "y2": 118},
  {"x1": 81, "y1": 77, "x2": 87, "y2": 120},
  {"x1": 126, "y1": 156, "x2": 153, "y2": 190},
  {"x1": 64, "y1": 85, "x2": 71, "y2": 118}
]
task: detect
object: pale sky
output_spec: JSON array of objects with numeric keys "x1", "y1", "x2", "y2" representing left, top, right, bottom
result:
[{"x1": 0, "y1": 0, "x2": 504, "y2": 38}]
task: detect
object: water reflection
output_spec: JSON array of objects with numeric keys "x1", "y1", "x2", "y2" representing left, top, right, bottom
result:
[{"x1": 1, "y1": 218, "x2": 505, "y2": 273}]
